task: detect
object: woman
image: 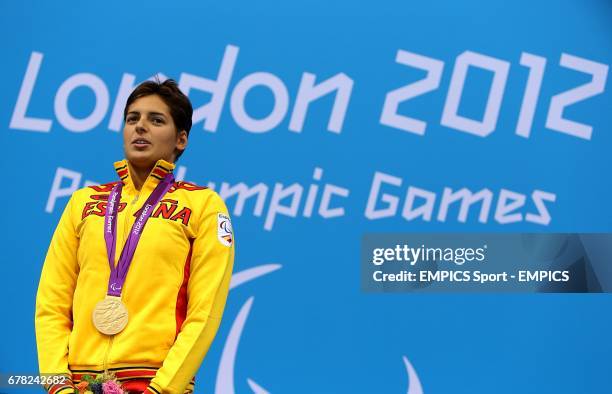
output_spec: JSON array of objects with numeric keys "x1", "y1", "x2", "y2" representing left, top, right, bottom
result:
[{"x1": 35, "y1": 79, "x2": 235, "y2": 394}]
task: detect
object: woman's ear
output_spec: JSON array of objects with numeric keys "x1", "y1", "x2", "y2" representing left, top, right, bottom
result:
[{"x1": 177, "y1": 130, "x2": 188, "y2": 150}]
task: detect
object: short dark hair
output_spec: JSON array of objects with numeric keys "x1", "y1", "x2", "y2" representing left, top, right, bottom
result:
[{"x1": 123, "y1": 78, "x2": 193, "y2": 161}]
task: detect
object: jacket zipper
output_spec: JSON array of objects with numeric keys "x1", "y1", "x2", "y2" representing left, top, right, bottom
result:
[
  {"x1": 102, "y1": 191, "x2": 140, "y2": 372},
  {"x1": 102, "y1": 335, "x2": 115, "y2": 373}
]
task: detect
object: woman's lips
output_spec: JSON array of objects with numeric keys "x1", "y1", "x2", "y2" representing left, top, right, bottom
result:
[{"x1": 132, "y1": 139, "x2": 151, "y2": 148}]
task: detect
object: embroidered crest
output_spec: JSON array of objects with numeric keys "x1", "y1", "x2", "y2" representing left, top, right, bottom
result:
[{"x1": 217, "y1": 213, "x2": 233, "y2": 246}]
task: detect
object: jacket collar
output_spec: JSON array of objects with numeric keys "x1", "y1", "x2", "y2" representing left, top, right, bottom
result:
[{"x1": 113, "y1": 159, "x2": 175, "y2": 195}]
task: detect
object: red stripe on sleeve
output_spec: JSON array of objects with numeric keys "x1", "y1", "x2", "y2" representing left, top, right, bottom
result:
[{"x1": 175, "y1": 242, "x2": 192, "y2": 338}]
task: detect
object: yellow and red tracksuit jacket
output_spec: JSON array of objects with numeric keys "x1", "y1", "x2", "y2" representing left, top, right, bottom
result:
[{"x1": 35, "y1": 159, "x2": 235, "y2": 394}]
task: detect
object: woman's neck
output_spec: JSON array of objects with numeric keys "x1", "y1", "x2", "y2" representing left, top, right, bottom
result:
[{"x1": 127, "y1": 161, "x2": 153, "y2": 191}]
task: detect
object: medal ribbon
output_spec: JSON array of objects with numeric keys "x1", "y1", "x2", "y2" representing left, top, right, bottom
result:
[{"x1": 103, "y1": 172, "x2": 174, "y2": 297}]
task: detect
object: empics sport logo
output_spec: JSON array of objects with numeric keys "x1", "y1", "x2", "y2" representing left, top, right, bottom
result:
[{"x1": 217, "y1": 213, "x2": 233, "y2": 247}]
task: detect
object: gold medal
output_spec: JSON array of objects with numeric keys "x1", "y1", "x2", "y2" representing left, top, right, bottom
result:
[{"x1": 92, "y1": 295, "x2": 129, "y2": 335}]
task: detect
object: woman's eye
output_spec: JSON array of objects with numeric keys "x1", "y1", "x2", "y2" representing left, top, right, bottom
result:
[
  {"x1": 126, "y1": 116, "x2": 137, "y2": 123},
  {"x1": 152, "y1": 118, "x2": 164, "y2": 124}
]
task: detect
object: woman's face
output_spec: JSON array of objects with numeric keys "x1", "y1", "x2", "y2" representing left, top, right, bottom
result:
[{"x1": 123, "y1": 94, "x2": 187, "y2": 168}]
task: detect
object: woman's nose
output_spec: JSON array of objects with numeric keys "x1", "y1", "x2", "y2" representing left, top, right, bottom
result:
[{"x1": 135, "y1": 118, "x2": 147, "y2": 132}]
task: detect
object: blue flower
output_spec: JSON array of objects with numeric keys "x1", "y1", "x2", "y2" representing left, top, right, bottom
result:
[{"x1": 89, "y1": 383, "x2": 102, "y2": 394}]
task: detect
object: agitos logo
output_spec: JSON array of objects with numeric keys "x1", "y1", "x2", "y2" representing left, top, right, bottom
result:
[{"x1": 82, "y1": 195, "x2": 193, "y2": 226}]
